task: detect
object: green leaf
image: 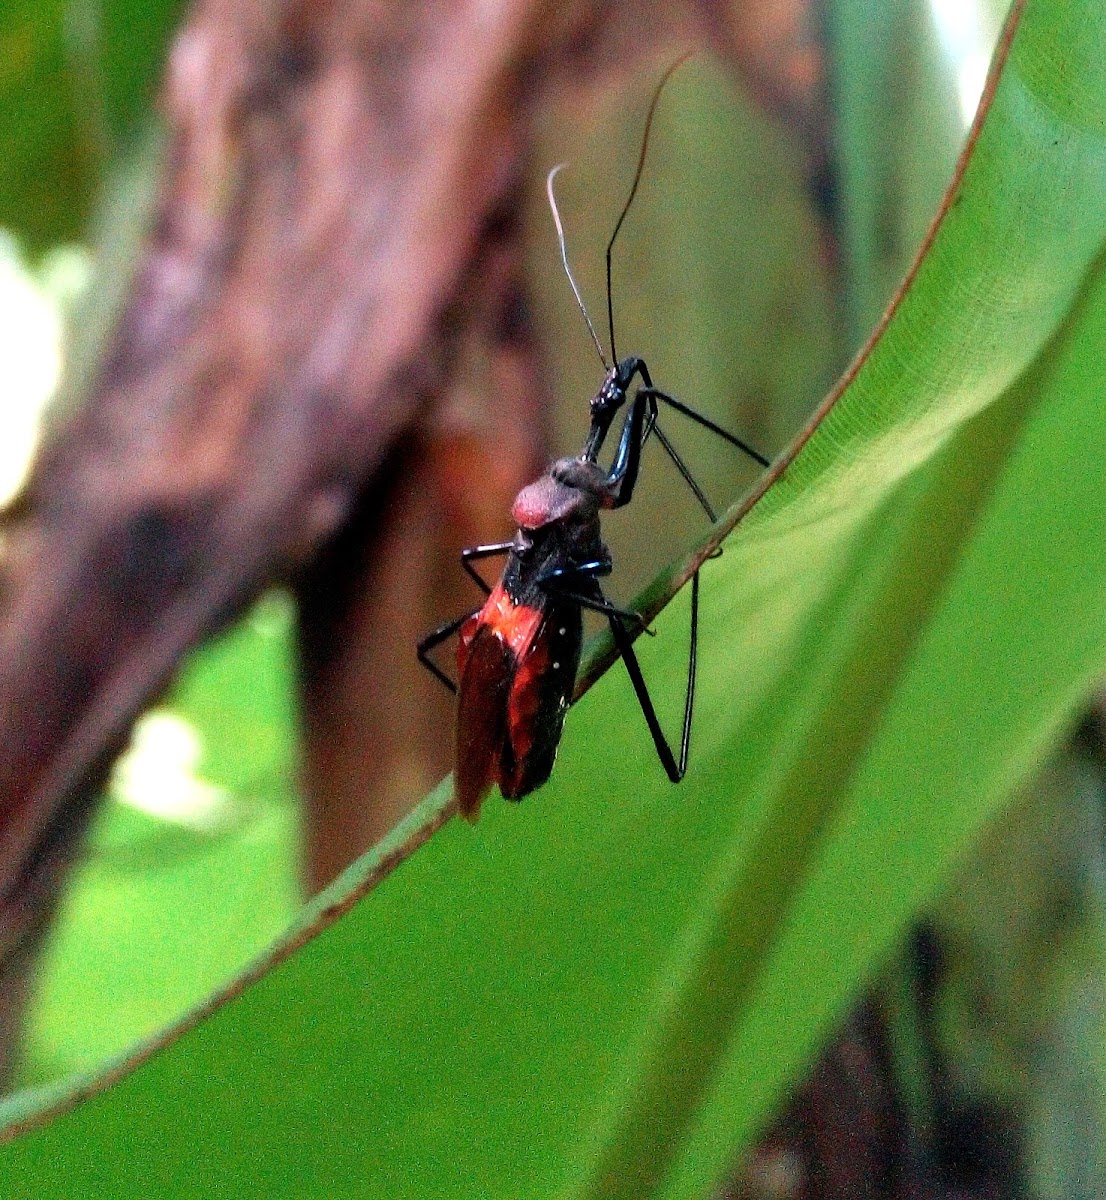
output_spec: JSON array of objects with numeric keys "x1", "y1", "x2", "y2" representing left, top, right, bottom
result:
[
  {"x1": 17, "y1": 594, "x2": 301, "y2": 1086},
  {"x1": 3, "y1": 0, "x2": 1106, "y2": 1196}
]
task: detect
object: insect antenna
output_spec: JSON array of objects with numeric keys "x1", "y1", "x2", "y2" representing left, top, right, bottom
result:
[
  {"x1": 605, "y1": 51, "x2": 694, "y2": 365},
  {"x1": 547, "y1": 165, "x2": 609, "y2": 371}
]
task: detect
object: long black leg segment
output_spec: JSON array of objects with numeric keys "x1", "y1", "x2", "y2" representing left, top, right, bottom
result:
[
  {"x1": 461, "y1": 542, "x2": 514, "y2": 594},
  {"x1": 543, "y1": 583, "x2": 651, "y2": 631},
  {"x1": 604, "y1": 570, "x2": 700, "y2": 783},
  {"x1": 537, "y1": 560, "x2": 652, "y2": 631},
  {"x1": 417, "y1": 607, "x2": 480, "y2": 694},
  {"x1": 418, "y1": 542, "x2": 513, "y2": 691},
  {"x1": 650, "y1": 422, "x2": 718, "y2": 523},
  {"x1": 639, "y1": 387, "x2": 769, "y2": 468}
]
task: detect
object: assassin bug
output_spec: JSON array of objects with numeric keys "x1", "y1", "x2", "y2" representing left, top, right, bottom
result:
[{"x1": 418, "y1": 57, "x2": 770, "y2": 820}]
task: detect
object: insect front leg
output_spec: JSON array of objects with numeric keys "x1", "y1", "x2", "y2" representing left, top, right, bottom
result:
[
  {"x1": 637, "y1": 385, "x2": 769, "y2": 468},
  {"x1": 600, "y1": 392, "x2": 653, "y2": 511}
]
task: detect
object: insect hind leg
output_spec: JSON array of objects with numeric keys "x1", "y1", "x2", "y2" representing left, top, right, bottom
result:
[
  {"x1": 602, "y1": 571, "x2": 701, "y2": 783},
  {"x1": 417, "y1": 607, "x2": 479, "y2": 694}
]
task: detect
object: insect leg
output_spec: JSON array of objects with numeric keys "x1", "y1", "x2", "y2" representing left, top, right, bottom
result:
[
  {"x1": 603, "y1": 571, "x2": 701, "y2": 783},
  {"x1": 650, "y1": 418, "x2": 752, "y2": 556},
  {"x1": 638, "y1": 386, "x2": 769, "y2": 468},
  {"x1": 544, "y1": 585, "x2": 651, "y2": 631},
  {"x1": 418, "y1": 543, "x2": 513, "y2": 691},
  {"x1": 650, "y1": 422, "x2": 717, "y2": 522},
  {"x1": 537, "y1": 560, "x2": 652, "y2": 632},
  {"x1": 417, "y1": 607, "x2": 480, "y2": 694},
  {"x1": 602, "y1": 392, "x2": 652, "y2": 509},
  {"x1": 461, "y1": 542, "x2": 514, "y2": 594}
]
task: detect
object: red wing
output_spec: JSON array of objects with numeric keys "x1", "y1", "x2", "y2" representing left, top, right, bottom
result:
[
  {"x1": 454, "y1": 622, "x2": 514, "y2": 821},
  {"x1": 500, "y1": 617, "x2": 579, "y2": 799},
  {"x1": 455, "y1": 587, "x2": 551, "y2": 820}
]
